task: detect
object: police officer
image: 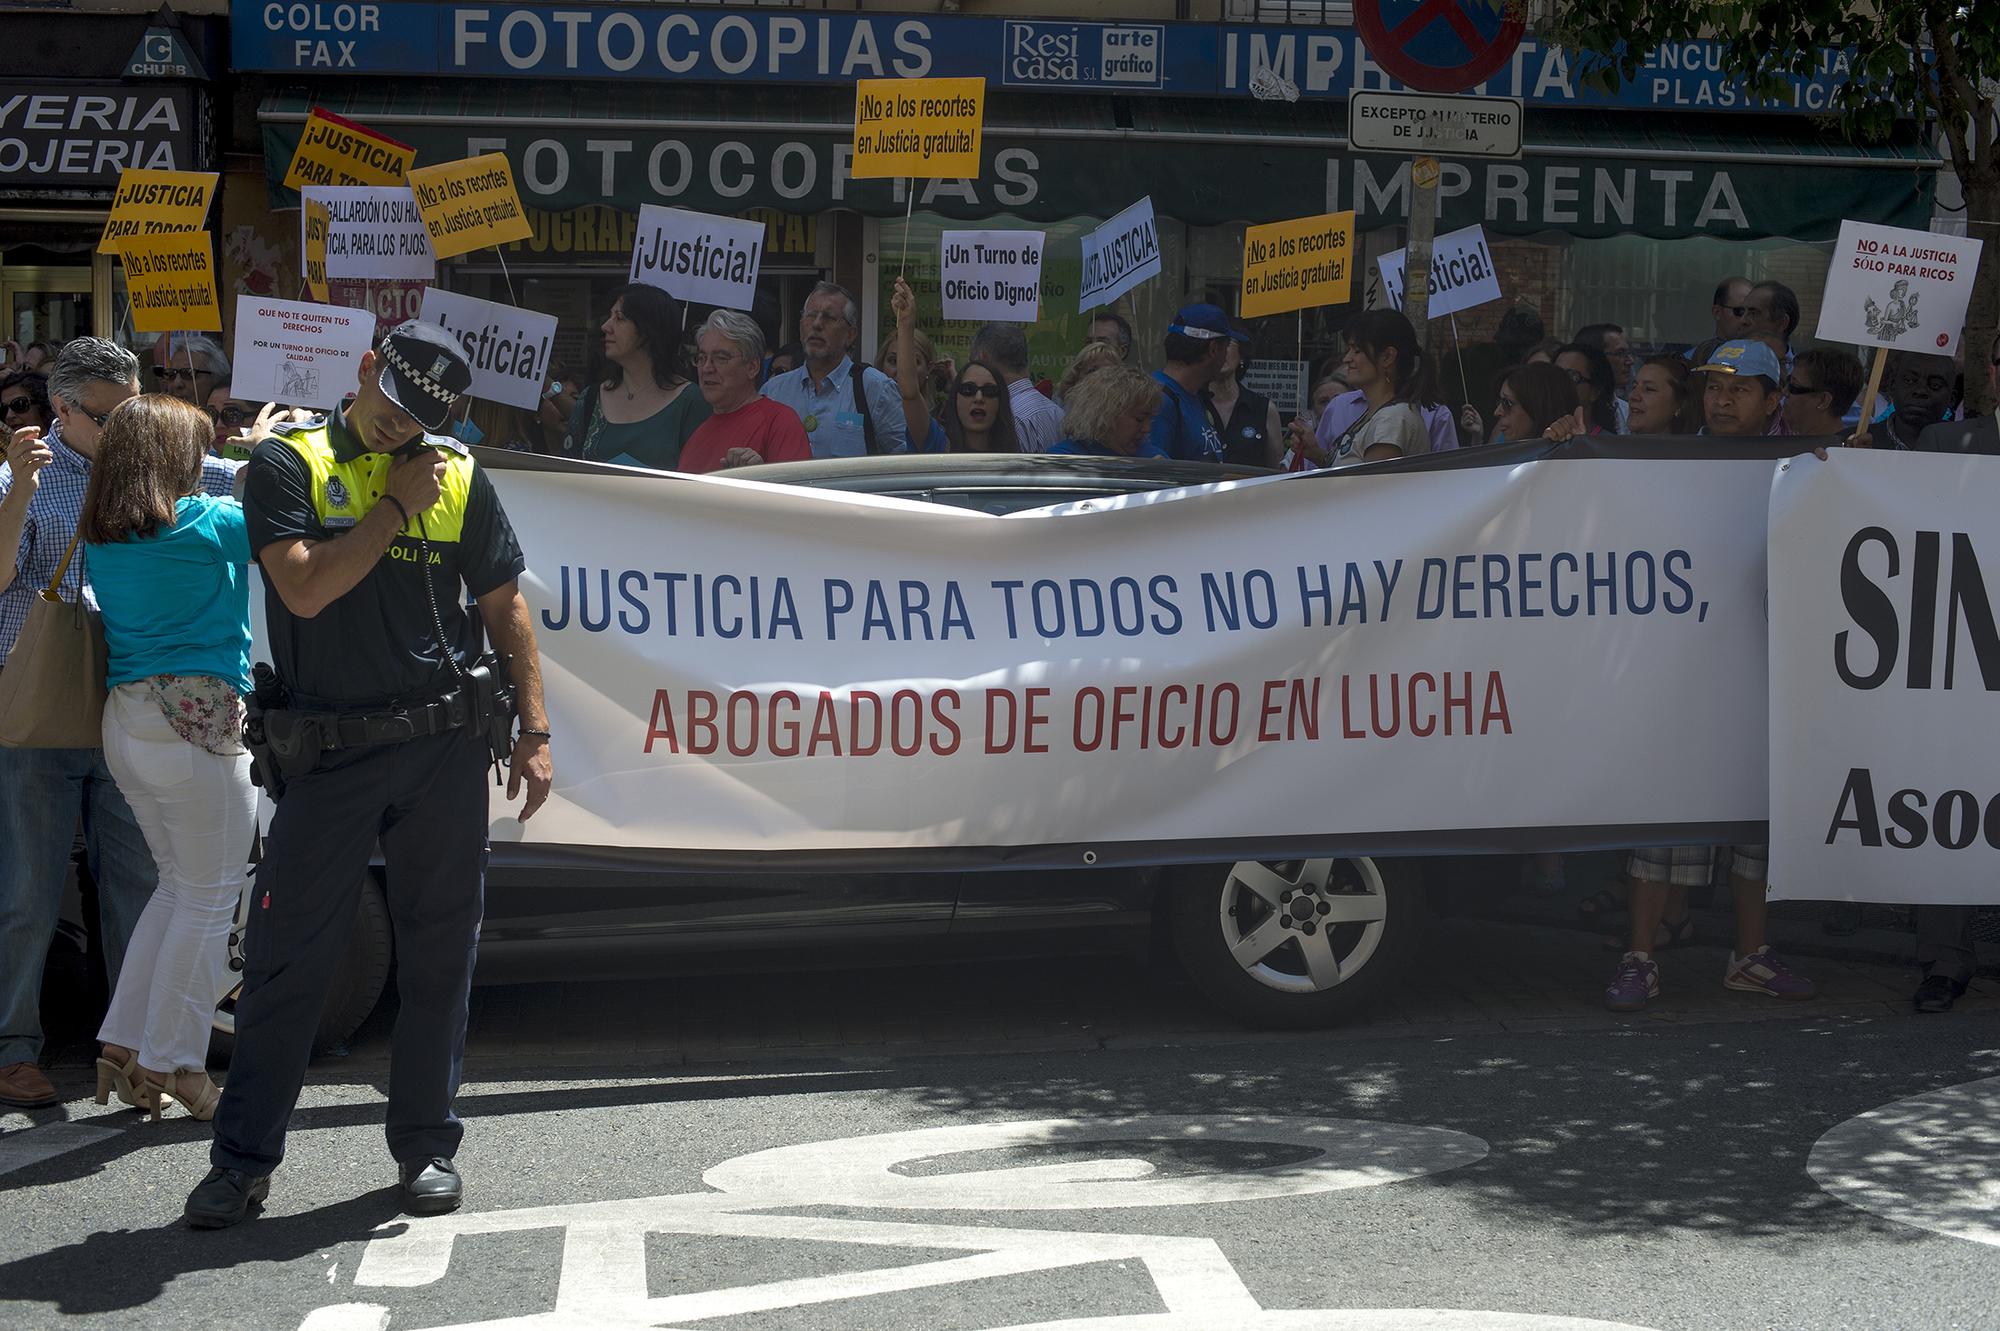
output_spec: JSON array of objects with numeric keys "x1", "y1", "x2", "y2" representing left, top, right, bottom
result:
[{"x1": 185, "y1": 322, "x2": 554, "y2": 1229}]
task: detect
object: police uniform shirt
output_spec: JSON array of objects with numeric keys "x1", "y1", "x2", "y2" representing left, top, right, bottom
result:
[{"x1": 244, "y1": 410, "x2": 526, "y2": 709}]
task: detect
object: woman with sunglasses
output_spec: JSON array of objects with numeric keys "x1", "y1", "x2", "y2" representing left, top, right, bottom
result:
[
  {"x1": 200, "y1": 378, "x2": 265, "y2": 458},
  {"x1": 1554, "y1": 343, "x2": 1623, "y2": 435},
  {"x1": 942, "y1": 360, "x2": 1021, "y2": 453},
  {"x1": 81, "y1": 395, "x2": 257, "y2": 1122},
  {"x1": 0, "y1": 370, "x2": 52, "y2": 438}
]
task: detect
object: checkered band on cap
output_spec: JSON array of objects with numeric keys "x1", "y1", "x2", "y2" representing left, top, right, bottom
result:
[{"x1": 381, "y1": 339, "x2": 461, "y2": 415}]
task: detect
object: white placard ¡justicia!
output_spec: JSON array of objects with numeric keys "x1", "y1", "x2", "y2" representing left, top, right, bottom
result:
[
  {"x1": 303, "y1": 184, "x2": 437, "y2": 282},
  {"x1": 1377, "y1": 225, "x2": 1502, "y2": 319},
  {"x1": 418, "y1": 287, "x2": 559, "y2": 411},
  {"x1": 229, "y1": 294, "x2": 378, "y2": 410},
  {"x1": 1078, "y1": 196, "x2": 1161, "y2": 312},
  {"x1": 1768, "y1": 451, "x2": 2000, "y2": 904},
  {"x1": 629, "y1": 204, "x2": 764, "y2": 311},
  {"x1": 940, "y1": 230, "x2": 1044, "y2": 323},
  {"x1": 1816, "y1": 220, "x2": 1985, "y2": 355}
]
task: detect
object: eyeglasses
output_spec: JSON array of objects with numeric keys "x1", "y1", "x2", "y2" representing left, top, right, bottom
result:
[
  {"x1": 693, "y1": 351, "x2": 743, "y2": 368},
  {"x1": 1784, "y1": 380, "x2": 1823, "y2": 397},
  {"x1": 1494, "y1": 393, "x2": 1519, "y2": 413},
  {"x1": 151, "y1": 366, "x2": 213, "y2": 385},
  {"x1": 70, "y1": 402, "x2": 113, "y2": 427},
  {"x1": 1562, "y1": 369, "x2": 1587, "y2": 385},
  {"x1": 200, "y1": 403, "x2": 252, "y2": 426},
  {"x1": 2, "y1": 395, "x2": 34, "y2": 415},
  {"x1": 1719, "y1": 305, "x2": 1753, "y2": 318},
  {"x1": 956, "y1": 383, "x2": 1002, "y2": 400}
]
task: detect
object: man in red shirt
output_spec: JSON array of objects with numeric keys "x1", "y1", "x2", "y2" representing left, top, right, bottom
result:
[{"x1": 682, "y1": 310, "x2": 811, "y2": 474}]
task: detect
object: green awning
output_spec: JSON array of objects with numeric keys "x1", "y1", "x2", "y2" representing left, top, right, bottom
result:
[{"x1": 259, "y1": 86, "x2": 1938, "y2": 240}]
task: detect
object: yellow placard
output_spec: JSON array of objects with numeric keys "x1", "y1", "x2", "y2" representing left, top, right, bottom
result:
[
  {"x1": 282, "y1": 107, "x2": 416, "y2": 191},
  {"x1": 1240, "y1": 210, "x2": 1356, "y2": 319},
  {"x1": 406, "y1": 152, "x2": 534, "y2": 259},
  {"x1": 851, "y1": 77, "x2": 984, "y2": 180},
  {"x1": 121, "y1": 231, "x2": 221, "y2": 334},
  {"x1": 302, "y1": 197, "x2": 331, "y2": 303},
  {"x1": 98, "y1": 168, "x2": 218, "y2": 255}
]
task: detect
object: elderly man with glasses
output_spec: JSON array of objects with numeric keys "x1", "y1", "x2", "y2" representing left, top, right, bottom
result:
[
  {"x1": 682, "y1": 310, "x2": 812, "y2": 474},
  {"x1": 760, "y1": 282, "x2": 909, "y2": 459},
  {"x1": 148, "y1": 332, "x2": 231, "y2": 405},
  {"x1": 0, "y1": 338, "x2": 240, "y2": 1110}
]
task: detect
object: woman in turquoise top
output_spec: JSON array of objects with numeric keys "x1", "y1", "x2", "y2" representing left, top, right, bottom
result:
[
  {"x1": 569, "y1": 284, "x2": 711, "y2": 469},
  {"x1": 81, "y1": 394, "x2": 254, "y2": 1122}
]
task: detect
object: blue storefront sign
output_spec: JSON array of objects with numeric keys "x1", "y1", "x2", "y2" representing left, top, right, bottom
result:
[{"x1": 234, "y1": 4, "x2": 1854, "y2": 115}]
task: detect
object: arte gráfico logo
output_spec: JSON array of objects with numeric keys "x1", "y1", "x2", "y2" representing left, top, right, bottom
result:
[{"x1": 1002, "y1": 21, "x2": 1163, "y2": 89}]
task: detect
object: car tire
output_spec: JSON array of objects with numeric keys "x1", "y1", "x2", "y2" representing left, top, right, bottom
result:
[
  {"x1": 1165, "y1": 857, "x2": 1425, "y2": 1029},
  {"x1": 210, "y1": 870, "x2": 394, "y2": 1063}
]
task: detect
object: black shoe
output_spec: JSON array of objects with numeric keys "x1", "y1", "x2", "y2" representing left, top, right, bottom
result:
[
  {"x1": 397, "y1": 1157, "x2": 462, "y2": 1215},
  {"x1": 1913, "y1": 973, "x2": 1968, "y2": 1013},
  {"x1": 185, "y1": 1167, "x2": 271, "y2": 1229}
]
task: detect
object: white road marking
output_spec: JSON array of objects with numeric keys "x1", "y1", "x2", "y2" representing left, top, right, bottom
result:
[
  {"x1": 701, "y1": 1114, "x2": 1490, "y2": 1210},
  {"x1": 1809, "y1": 1073, "x2": 2000, "y2": 1247},
  {"x1": 989, "y1": 1312, "x2": 1662, "y2": 1330},
  {"x1": 0, "y1": 1120, "x2": 122, "y2": 1179}
]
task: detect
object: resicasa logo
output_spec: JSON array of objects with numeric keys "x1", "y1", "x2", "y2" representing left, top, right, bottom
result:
[{"x1": 1002, "y1": 22, "x2": 1164, "y2": 89}]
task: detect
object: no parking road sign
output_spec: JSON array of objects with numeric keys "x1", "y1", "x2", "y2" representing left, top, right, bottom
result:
[{"x1": 1354, "y1": 0, "x2": 1526, "y2": 94}]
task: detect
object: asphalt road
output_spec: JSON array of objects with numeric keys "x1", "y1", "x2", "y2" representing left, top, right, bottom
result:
[{"x1": 4, "y1": 1007, "x2": 1998, "y2": 1331}]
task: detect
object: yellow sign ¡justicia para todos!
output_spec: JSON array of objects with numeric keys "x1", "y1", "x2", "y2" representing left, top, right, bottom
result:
[
  {"x1": 98, "y1": 168, "x2": 218, "y2": 255},
  {"x1": 282, "y1": 107, "x2": 416, "y2": 191}
]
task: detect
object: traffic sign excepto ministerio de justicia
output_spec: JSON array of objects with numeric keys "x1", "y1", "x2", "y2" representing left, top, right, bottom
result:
[{"x1": 1351, "y1": 0, "x2": 1528, "y2": 327}]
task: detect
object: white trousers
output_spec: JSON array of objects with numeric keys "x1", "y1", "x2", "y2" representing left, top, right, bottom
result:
[{"x1": 96, "y1": 683, "x2": 256, "y2": 1073}]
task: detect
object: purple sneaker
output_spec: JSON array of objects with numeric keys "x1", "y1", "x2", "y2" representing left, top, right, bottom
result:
[
  {"x1": 1724, "y1": 946, "x2": 1816, "y2": 999},
  {"x1": 1604, "y1": 952, "x2": 1659, "y2": 1012}
]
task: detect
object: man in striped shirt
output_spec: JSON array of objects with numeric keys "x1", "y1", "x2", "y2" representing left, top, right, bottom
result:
[{"x1": 0, "y1": 337, "x2": 237, "y2": 1109}]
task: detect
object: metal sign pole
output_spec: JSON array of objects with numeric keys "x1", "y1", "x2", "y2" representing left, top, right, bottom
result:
[{"x1": 1403, "y1": 156, "x2": 1440, "y2": 330}]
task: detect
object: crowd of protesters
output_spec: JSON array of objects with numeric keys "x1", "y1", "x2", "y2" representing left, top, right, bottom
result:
[{"x1": 2, "y1": 263, "x2": 1996, "y2": 1111}]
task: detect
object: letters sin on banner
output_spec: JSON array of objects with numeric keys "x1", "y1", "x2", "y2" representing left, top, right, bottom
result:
[
  {"x1": 1815, "y1": 219, "x2": 1985, "y2": 355},
  {"x1": 406, "y1": 152, "x2": 533, "y2": 258},
  {"x1": 121, "y1": 230, "x2": 220, "y2": 334},
  {"x1": 302, "y1": 197, "x2": 331, "y2": 302},
  {"x1": 483, "y1": 454, "x2": 1775, "y2": 855},
  {"x1": 940, "y1": 229, "x2": 1044, "y2": 322},
  {"x1": 851, "y1": 76, "x2": 985, "y2": 180},
  {"x1": 282, "y1": 107, "x2": 416, "y2": 190},
  {"x1": 304, "y1": 184, "x2": 437, "y2": 281},
  {"x1": 1377, "y1": 223, "x2": 1503, "y2": 319},
  {"x1": 230, "y1": 294, "x2": 377, "y2": 409},
  {"x1": 1078, "y1": 196, "x2": 1161, "y2": 312},
  {"x1": 97, "y1": 167, "x2": 218, "y2": 254},
  {"x1": 1768, "y1": 453, "x2": 2000, "y2": 905},
  {"x1": 1241, "y1": 211, "x2": 1355, "y2": 319},
  {"x1": 418, "y1": 287, "x2": 558, "y2": 411},
  {"x1": 628, "y1": 204, "x2": 764, "y2": 311}
]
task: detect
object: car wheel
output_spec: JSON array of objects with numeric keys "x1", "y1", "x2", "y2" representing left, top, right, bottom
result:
[
  {"x1": 210, "y1": 870, "x2": 394, "y2": 1063},
  {"x1": 1165, "y1": 857, "x2": 1424, "y2": 1029}
]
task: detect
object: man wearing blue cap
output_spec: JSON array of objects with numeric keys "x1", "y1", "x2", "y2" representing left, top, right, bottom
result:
[
  {"x1": 1143, "y1": 304, "x2": 1235, "y2": 464},
  {"x1": 1692, "y1": 338, "x2": 1785, "y2": 438}
]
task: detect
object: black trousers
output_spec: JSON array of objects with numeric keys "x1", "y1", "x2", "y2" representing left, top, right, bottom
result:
[{"x1": 211, "y1": 726, "x2": 488, "y2": 1177}]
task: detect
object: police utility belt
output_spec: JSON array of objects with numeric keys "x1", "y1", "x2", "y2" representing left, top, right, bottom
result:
[{"x1": 243, "y1": 656, "x2": 518, "y2": 800}]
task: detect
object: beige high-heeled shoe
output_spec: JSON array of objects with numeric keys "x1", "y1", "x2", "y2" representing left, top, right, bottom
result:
[
  {"x1": 94, "y1": 1048, "x2": 152, "y2": 1110},
  {"x1": 144, "y1": 1071, "x2": 221, "y2": 1123}
]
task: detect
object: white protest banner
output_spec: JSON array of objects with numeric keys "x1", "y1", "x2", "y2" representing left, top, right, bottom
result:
[
  {"x1": 418, "y1": 287, "x2": 558, "y2": 411},
  {"x1": 1078, "y1": 196, "x2": 1161, "y2": 313},
  {"x1": 629, "y1": 204, "x2": 764, "y2": 311},
  {"x1": 1816, "y1": 220, "x2": 1984, "y2": 355},
  {"x1": 940, "y1": 230, "x2": 1044, "y2": 323},
  {"x1": 483, "y1": 453, "x2": 1776, "y2": 854},
  {"x1": 304, "y1": 185, "x2": 436, "y2": 281},
  {"x1": 1768, "y1": 452, "x2": 2000, "y2": 904},
  {"x1": 230, "y1": 294, "x2": 377, "y2": 409},
  {"x1": 1377, "y1": 224, "x2": 1502, "y2": 318}
]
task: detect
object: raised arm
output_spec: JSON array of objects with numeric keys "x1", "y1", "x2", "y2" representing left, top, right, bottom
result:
[
  {"x1": 255, "y1": 448, "x2": 444, "y2": 619},
  {"x1": 890, "y1": 276, "x2": 933, "y2": 446}
]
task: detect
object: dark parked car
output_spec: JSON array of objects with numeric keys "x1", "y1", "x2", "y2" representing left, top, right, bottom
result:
[{"x1": 210, "y1": 454, "x2": 1426, "y2": 1050}]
